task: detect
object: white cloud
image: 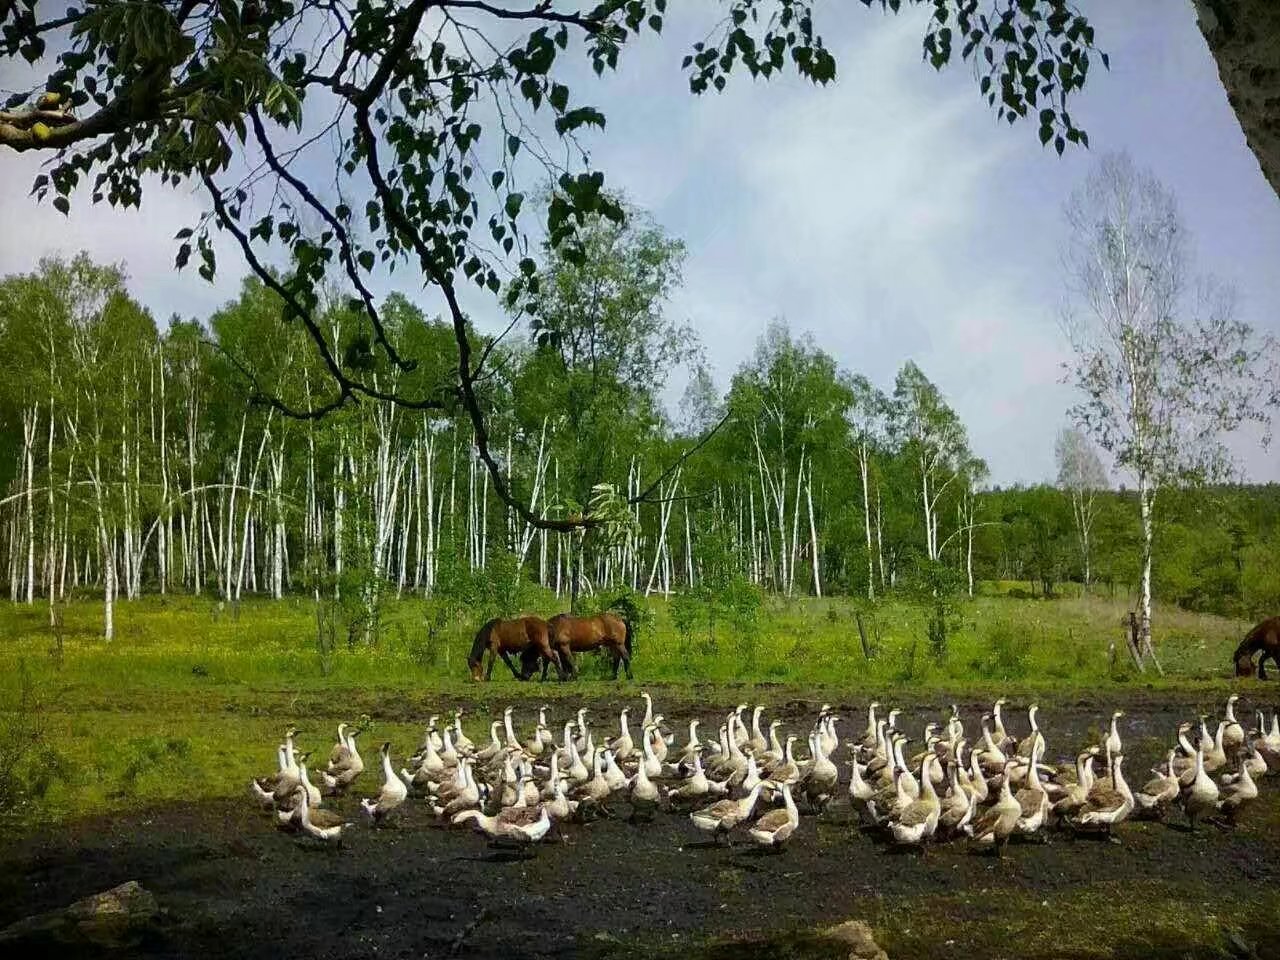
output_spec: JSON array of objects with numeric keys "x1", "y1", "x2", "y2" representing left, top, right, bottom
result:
[{"x1": 0, "y1": 153, "x2": 244, "y2": 324}]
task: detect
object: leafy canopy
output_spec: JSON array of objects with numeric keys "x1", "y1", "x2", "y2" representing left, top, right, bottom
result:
[{"x1": 0, "y1": 0, "x2": 1105, "y2": 527}]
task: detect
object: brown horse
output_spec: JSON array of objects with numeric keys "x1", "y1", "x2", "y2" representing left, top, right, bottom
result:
[
  {"x1": 533, "y1": 612, "x2": 633, "y2": 680},
  {"x1": 467, "y1": 616, "x2": 562, "y2": 682},
  {"x1": 1234, "y1": 616, "x2": 1280, "y2": 679}
]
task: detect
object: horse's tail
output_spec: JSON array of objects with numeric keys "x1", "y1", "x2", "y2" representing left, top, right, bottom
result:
[
  {"x1": 468, "y1": 619, "x2": 495, "y2": 667},
  {"x1": 603, "y1": 592, "x2": 638, "y2": 658}
]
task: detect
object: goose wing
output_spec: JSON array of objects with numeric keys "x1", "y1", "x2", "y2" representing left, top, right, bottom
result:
[
  {"x1": 694, "y1": 798, "x2": 738, "y2": 820},
  {"x1": 896, "y1": 798, "x2": 932, "y2": 827},
  {"x1": 1081, "y1": 785, "x2": 1123, "y2": 815},
  {"x1": 308, "y1": 807, "x2": 346, "y2": 829},
  {"x1": 498, "y1": 806, "x2": 544, "y2": 828},
  {"x1": 751, "y1": 807, "x2": 791, "y2": 833}
]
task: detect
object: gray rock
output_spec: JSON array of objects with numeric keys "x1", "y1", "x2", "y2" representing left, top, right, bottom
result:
[
  {"x1": 823, "y1": 919, "x2": 889, "y2": 960},
  {"x1": 0, "y1": 880, "x2": 159, "y2": 951}
]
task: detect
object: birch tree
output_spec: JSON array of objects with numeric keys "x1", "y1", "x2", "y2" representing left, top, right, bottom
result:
[
  {"x1": 1062, "y1": 151, "x2": 1267, "y2": 658},
  {"x1": 890, "y1": 362, "x2": 969, "y2": 564},
  {"x1": 1055, "y1": 425, "x2": 1107, "y2": 591},
  {"x1": 845, "y1": 374, "x2": 887, "y2": 600}
]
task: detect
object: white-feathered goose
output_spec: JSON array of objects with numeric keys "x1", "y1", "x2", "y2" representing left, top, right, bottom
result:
[
  {"x1": 748, "y1": 781, "x2": 799, "y2": 850},
  {"x1": 361, "y1": 742, "x2": 408, "y2": 823}
]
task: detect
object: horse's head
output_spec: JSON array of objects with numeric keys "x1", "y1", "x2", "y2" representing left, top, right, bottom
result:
[
  {"x1": 1235, "y1": 655, "x2": 1256, "y2": 678},
  {"x1": 467, "y1": 657, "x2": 484, "y2": 682},
  {"x1": 518, "y1": 647, "x2": 542, "y2": 681}
]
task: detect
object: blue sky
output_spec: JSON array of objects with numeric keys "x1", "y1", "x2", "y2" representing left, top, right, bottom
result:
[{"x1": 2, "y1": 1, "x2": 1278, "y2": 486}]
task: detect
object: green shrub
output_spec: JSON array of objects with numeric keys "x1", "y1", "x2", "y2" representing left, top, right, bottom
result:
[{"x1": 0, "y1": 661, "x2": 73, "y2": 816}]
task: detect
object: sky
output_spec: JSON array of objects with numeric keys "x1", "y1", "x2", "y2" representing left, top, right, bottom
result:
[{"x1": 2, "y1": 0, "x2": 1278, "y2": 487}]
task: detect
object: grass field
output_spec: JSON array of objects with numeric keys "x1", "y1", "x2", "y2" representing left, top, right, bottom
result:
[
  {"x1": 0, "y1": 586, "x2": 1256, "y2": 827},
  {"x1": 0, "y1": 588, "x2": 1274, "y2": 959}
]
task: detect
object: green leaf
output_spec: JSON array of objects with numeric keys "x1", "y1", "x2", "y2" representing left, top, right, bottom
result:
[
  {"x1": 358, "y1": 250, "x2": 375, "y2": 271},
  {"x1": 52, "y1": 196, "x2": 69, "y2": 216},
  {"x1": 505, "y1": 192, "x2": 524, "y2": 219}
]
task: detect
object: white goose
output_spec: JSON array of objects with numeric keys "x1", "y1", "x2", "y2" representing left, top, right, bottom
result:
[
  {"x1": 294, "y1": 785, "x2": 351, "y2": 844},
  {"x1": 890, "y1": 755, "x2": 941, "y2": 849},
  {"x1": 1222, "y1": 694, "x2": 1245, "y2": 754},
  {"x1": 691, "y1": 781, "x2": 763, "y2": 842},
  {"x1": 609, "y1": 708, "x2": 635, "y2": 761},
  {"x1": 1183, "y1": 746, "x2": 1219, "y2": 830},
  {"x1": 748, "y1": 781, "x2": 799, "y2": 850},
  {"x1": 361, "y1": 742, "x2": 409, "y2": 823}
]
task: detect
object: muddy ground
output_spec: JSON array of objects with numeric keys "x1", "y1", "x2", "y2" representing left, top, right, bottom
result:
[{"x1": 3, "y1": 690, "x2": 1280, "y2": 959}]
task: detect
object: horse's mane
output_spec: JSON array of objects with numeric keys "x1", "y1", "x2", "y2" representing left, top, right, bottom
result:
[{"x1": 468, "y1": 619, "x2": 496, "y2": 666}]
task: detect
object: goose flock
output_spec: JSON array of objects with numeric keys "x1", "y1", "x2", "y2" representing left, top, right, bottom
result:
[{"x1": 252, "y1": 692, "x2": 1280, "y2": 856}]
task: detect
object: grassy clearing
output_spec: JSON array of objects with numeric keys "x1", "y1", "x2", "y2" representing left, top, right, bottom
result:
[{"x1": 0, "y1": 588, "x2": 1256, "y2": 829}]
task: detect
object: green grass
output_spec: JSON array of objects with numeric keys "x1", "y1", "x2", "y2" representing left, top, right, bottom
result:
[{"x1": 0, "y1": 587, "x2": 1256, "y2": 828}]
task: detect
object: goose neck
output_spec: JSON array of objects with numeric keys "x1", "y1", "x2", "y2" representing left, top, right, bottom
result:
[{"x1": 782, "y1": 783, "x2": 797, "y2": 820}]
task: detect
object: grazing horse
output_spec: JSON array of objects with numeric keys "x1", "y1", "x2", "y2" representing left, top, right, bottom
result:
[
  {"x1": 467, "y1": 616, "x2": 561, "y2": 682},
  {"x1": 1234, "y1": 616, "x2": 1280, "y2": 679},
  {"x1": 535, "y1": 611, "x2": 634, "y2": 680}
]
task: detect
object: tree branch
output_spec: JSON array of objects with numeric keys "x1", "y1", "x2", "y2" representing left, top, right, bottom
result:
[
  {"x1": 248, "y1": 108, "x2": 413, "y2": 374},
  {"x1": 438, "y1": 1, "x2": 606, "y2": 33},
  {"x1": 352, "y1": 103, "x2": 589, "y2": 532},
  {"x1": 200, "y1": 169, "x2": 455, "y2": 415},
  {"x1": 631, "y1": 411, "x2": 731, "y2": 506}
]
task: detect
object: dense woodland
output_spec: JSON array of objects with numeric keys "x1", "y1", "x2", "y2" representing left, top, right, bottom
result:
[{"x1": 2, "y1": 211, "x2": 1278, "y2": 641}]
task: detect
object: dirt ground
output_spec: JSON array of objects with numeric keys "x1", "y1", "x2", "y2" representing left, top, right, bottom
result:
[{"x1": 3, "y1": 691, "x2": 1280, "y2": 959}]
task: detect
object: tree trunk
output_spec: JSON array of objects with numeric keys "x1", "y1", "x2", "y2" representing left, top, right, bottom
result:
[
  {"x1": 805, "y1": 462, "x2": 821, "y2": 598},
  {"x1": 1137, "y1": 476, "x2": 1161, "y2": 673},
  {"x1": 859, "y1": 441, "x2": 874, "y2": 601}
]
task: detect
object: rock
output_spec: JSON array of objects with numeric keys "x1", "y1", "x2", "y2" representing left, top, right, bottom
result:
[
  {"x1": 0, "y1": 880, "x2": 159, "y2": 951},
  {"x1": 822, "y1": 920, "x2": 888, "y2": 960}
]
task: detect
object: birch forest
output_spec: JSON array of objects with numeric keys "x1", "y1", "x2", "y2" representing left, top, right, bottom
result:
[{"x1": 3, "y1": 221, "x2": 1279, "y2": 641}]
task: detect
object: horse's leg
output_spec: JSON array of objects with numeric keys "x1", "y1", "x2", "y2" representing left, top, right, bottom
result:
[
  {"x1": 623, "y1": 646, "x2": 634, "y2": 681},
  {"x1": 1260, "y1": 654, "x2": 1270, "y2": 681},
  {"x1": 485, "y1": 649, "x2": 496, "y2": 681},
  {"x1": 500, "y1": 650, "x2": 522, "y2": 679}
]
